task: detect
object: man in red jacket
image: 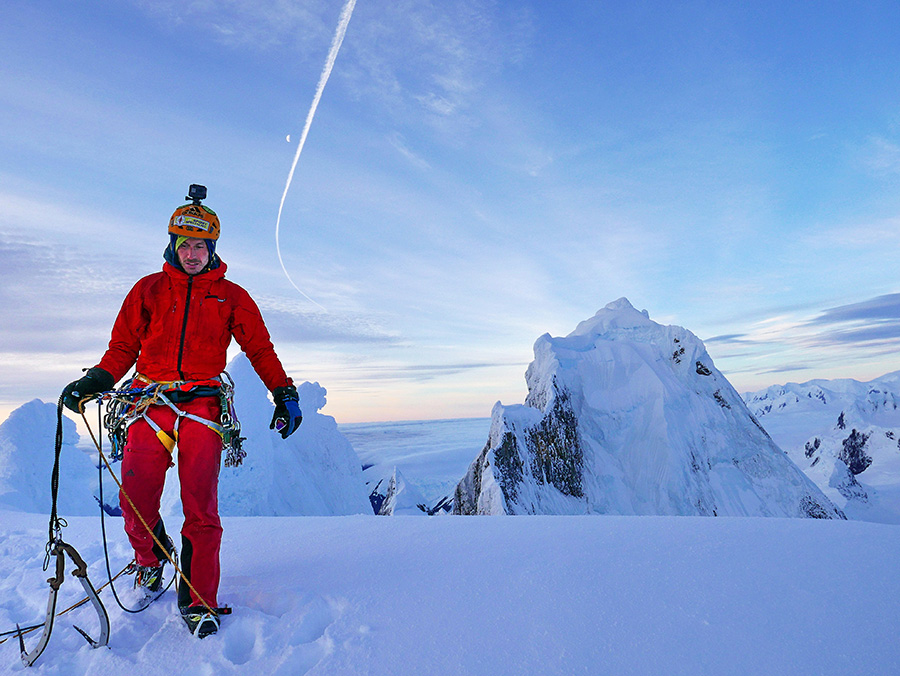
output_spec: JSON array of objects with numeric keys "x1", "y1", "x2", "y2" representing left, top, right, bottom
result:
[{"x1": 62, "y1": 186, "x2": 302, "y2": 638}]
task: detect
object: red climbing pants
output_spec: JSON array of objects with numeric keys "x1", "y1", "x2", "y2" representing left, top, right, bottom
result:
[{"x1": 120, "y1": 395, "x2": 222, "y2": 608}]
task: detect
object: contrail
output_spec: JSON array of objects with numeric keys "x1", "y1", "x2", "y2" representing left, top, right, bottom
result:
[{"x1": 275, "y1": 0, "x2": 357, "y2": 312}]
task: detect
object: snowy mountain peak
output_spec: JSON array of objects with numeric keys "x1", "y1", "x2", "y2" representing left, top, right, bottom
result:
[
  {"x1": 569, "y1": 297, "x2": 652, "y2": 339},
  {"x1": 456, "y1": 301, "x2": 842, "y2": 518}
]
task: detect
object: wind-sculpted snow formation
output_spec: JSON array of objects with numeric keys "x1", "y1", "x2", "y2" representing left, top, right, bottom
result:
[
  {"x1": 745, "y1": 372, "x2": 900, "y2": 523},
  {"x1": 216, "y1": 353, "x2": 371, "y2": 516},
  {"x1": 455, "y1": 298, "x2": 843, "y2": 518},
  {"x1": 0, "y1": 399, "x2": 97, "y2": 514},
  {"x1": 367, "y1": 467, "x2": 430, "y2": 515},
  {"x1": 0, "y1": 357, "x2": 370, "y2": 517}
]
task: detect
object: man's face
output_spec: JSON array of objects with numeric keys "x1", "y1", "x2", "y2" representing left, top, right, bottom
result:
[{"x1": 177, "y1": 237, "x2": 210, "y2": 275}]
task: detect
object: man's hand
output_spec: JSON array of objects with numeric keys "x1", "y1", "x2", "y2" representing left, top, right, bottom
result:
[
  {"x1": 62, "y1": 367, "x2": 115, "y2": 413},
  {"x1": 270, "y1": 385, "x2": 302, "y2": 439}
]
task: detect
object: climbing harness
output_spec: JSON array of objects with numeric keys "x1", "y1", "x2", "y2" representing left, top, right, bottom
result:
[
  {"x1": 83, "y1": 380, "x2": 230, "y2": 619},
  {"x1": 104, "y1": 371, "x2": 245, "y2": 467}
]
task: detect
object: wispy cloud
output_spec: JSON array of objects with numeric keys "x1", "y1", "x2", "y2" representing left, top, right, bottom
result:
[
  {"x1": 705, "y1": 292, "x2": 900, "y2": 392},
  {"x1": 704, "y1": 333, "x2": 752, "y2": 345},
  {"x1": 859, "y1": 135, "x2": 900, "y2": 176},
  {"x1": 0, "y1": 236, "x2": 131, "y2": 353},
  {"x1": 339, "y1": 0, "x2": 534, "y2": 125},
  {"x1": 257, "y1": 299, "x2": 402, "y2": 346},
  {"x1": 132, "y1": 0, "x2": 533, "y2": 127},
  {"x1": 387, "y1": 132, "x2": 431, "y2": 169},
  {"x1": 810, "y1": 293, "x2": 900, "y2": 324},
  {"x1": 324, "y1": 360, "x2": 527, "y2": 383},
  {"x1": 803, "y1": 294, "x2": 900, "y2": 347},
  {"x1": 133, "y1": 0, "x2": 333, "y2": 53},
  {"x1": 756, "y1": 364, "x2": 815, "y2": 375}
]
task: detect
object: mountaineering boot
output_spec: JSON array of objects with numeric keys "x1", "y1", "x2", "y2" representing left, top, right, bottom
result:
[
  {"x1": 132, "y1": 562, "x2": 166, "y2": 592},
  {"x1": 134, "y1": 520, "x2": 176, "y2": 593},
  {"x1": 181, "y1": 606, "x2": 219, "y2": 638}
]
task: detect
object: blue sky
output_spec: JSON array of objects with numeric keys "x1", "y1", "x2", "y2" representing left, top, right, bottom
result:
[{"x1": 3, "y1": 0, "x2": 900, "y2": 423}]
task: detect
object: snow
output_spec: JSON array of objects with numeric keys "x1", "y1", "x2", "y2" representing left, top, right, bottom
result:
[
  {"x1": 0, "y1": 510, "x2": 897, "y2": 675},
  {"x1": 0, "y1": 400, "x2": 96, "y2": 516},
  {"x1": 457, "y1": 299, "x2": 840, "y2": 518},
  {"x1": 0, "y1": 355, "x2": 371, "y2": 521},
  {"x1": 215, "y1": 354, "x2": 370, "y2": 517},
  {"x1": 745, "y1": 372, "x2": 900, "y2": 523}
]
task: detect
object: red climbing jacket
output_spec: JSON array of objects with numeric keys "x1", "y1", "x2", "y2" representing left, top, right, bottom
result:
[{"x1": 96, "y1": 261, "x2": 292, "y2": 391}]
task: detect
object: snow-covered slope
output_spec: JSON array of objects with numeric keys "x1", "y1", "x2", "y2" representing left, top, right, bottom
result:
[
  {"x1": 1, "y1": 511, "x2": 896, "y2": 675},
  {"x1": 456, "y1": 299, "x2": 841, "y2": 518},
  {"x1": 745, "y1": 372, "x2": 900, "y2": 523},
  {"x1": 0, "y1": 399, "x2": 97, "y2": 515}
]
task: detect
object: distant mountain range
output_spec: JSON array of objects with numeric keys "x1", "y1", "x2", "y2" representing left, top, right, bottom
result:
[{"x1": 744, "y1": 372, "x2": 900, "y2": 523}]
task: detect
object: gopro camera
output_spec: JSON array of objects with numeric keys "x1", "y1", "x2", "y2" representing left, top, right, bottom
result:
[{"x1": 186, "y1": 184, "x2": 207, "y2": 204}]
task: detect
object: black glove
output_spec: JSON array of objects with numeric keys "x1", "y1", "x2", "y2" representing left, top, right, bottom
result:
[
  {"x1": 270, "y1": 385, "x2": 302, "y2": 439},
  {"x1": 62, "y1": 367, "x2": 115, "y2": 413}
]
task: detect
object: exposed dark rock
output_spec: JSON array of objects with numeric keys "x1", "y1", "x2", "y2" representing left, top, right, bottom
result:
[
  {"x1": 801, "y1": 495, "x2": 843, "y2": 519},
  {"x1": 368, "y1": 478, "x2": 387, "y2": 515},
  {"x1": 524, "y1": 388, "x2": 584, "y2": 498},
  {"x1": 713, "y1": 390, "x2": 731, "y2": 409},
  {"x1": 453, "y1": 445, "x2": 490, "y2": 515},
  {"x1": 493, "y1": 431, "x2": 524, "y2": 506},
  {"x1": 840, "y1": 429, "x2": 873, "y2": 475},
  {"x1": 418, "y1": 495, "x2": 453, "y2": 515},
  {"x1": 804, "y1": 437, "x2": 820, "y2": 459}
]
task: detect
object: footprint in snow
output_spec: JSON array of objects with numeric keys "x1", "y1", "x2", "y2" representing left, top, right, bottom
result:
[{"x1": 220, "y1": 595, "x2": 343, "y2": 674}]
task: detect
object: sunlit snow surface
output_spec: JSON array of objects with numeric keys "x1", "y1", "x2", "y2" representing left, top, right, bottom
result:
[
  {"x1": 1, "y1": 343, "x2": 899, "y2": 671},
  {"x1": 1, "y1": 409, "x2": 899, "y2": 674},
  {"x1": 0, "y1": 510, "x2": 897, "y2": 675}
]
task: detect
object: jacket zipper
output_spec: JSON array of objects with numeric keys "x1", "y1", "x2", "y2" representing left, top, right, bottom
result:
[{"x1": 177, "y1": 276, "x2": 194, "y2": 380}]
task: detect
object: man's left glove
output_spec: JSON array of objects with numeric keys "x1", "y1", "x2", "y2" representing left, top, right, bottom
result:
[
  {"x1": 62, "y1": 367, "x2": 115, "y2": 413},
  {"x1": 270, "y1": 385, "x2": 302, "y2": 439}
]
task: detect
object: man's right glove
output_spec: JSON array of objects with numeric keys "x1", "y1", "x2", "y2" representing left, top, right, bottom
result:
[
  {"x1": 270, "y1": 385, "x2": 303, "y2": 439},
  {"x1": 62, "y1": 367, "x2": 115, "y2": 413}
]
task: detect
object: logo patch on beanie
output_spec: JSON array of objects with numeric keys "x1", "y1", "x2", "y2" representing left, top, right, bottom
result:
[{"x1": 174, "y1": 215, "x2": 211, "y2": 232}]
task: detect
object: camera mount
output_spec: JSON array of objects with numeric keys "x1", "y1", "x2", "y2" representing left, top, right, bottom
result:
[{"x1": 186, "y1": 184, "x2": 207, "y2": 205}]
